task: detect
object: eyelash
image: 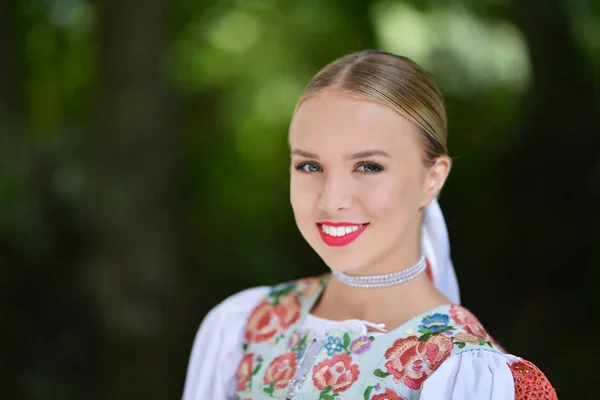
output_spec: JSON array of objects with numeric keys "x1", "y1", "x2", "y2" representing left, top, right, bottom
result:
[{"x1": 294, "y1": 161, "x2": 384, "y2": 174}]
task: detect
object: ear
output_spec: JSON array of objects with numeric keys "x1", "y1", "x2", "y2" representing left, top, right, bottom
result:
[{"x1": 420, "y1": 155, "x2": 452, "y2": 208}]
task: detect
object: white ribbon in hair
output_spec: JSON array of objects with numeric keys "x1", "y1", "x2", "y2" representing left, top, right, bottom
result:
[{"x1": 422, "y1": 197, "x2": 461, "y2": 304}]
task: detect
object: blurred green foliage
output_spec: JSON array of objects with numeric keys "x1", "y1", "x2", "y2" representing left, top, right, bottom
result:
[{"x1": 1, "y1": 0, "x2": 599, "y2": 398}]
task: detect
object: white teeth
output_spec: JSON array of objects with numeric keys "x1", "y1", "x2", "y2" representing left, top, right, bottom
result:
[{"x1": 321, "y1": 224, "x2": 362, "y2": 237}]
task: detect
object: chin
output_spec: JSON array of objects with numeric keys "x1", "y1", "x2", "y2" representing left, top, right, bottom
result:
[{"x1": 319, "y1": 252, "x2": 371, "y2": 275}]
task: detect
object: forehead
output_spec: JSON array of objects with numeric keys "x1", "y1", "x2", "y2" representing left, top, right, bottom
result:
[{"x1": 289, "y1": 92, "x2": 422, "y2": 154}]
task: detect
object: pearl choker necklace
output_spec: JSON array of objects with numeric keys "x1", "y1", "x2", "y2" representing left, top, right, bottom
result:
[{"x1": 331, "y1": 256, "x2": 427, "y2": 288}]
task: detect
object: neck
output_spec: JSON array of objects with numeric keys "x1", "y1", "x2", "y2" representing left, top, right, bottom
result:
[
  {"x1": 314, "y1": 274, "x2": 448, "y2": 329},
  {"x1": 313, "y1": 240, "x2": 449, "y2": 327}
]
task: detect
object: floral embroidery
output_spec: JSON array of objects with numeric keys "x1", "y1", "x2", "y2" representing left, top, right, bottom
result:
[
  {"x1": 321, "y1": 332, "x2": 375, "y2": 357},
  {"x1": 237, "y1": 282, "x2": 540, "y2": 399},
  {"x1": 236, "y1": 354, "x2": 254, "y2": 391},
  {"x1": 454, "y1": 332, "x2": 480, "y2": 345},
  {"x1": 450, "y1": 305, "x2": 502, "y2": 349},
  {"x1": 287, "y1": 331, "x2": 303, "y2": 349},
  {"x1": 268, "y1": 282, "x2": 295, "y2": 297},
  {"x1": 371, "y1": 388, "x2": 407, "y2": 400},
  {"x1": 418, "y1": 313, "x2": 451, "y2": 333},
  {"x1": 262, "y1": 352, "x2": 297, "y2": 395},
  {"x1": 312, "y1": 353, "x2": 360, "y2": 394},
  {"x1": 383, "y1": 334, "x2": 453, "y2": 390},
  {"x1": 244, "y1": 293, "x2": 301, "y2": 344},
  {"x1": 349, "y1": 336, "x2": 373, "y2": 354},
  {"x1": 324, "y1": 336, "x2": 344, "y2": 356},
  {"x1": 287, "y1": 331, "x2": 308, "y2": 359},
  {"x1": 449, "y1": 305, "x2": 489, "y2": 339},
  {"x1": 295, "y1": 276, "x2": 325, "y2": 296},
  {"x1": 236, "y1": 354, "x2": 263, "y2": 392},
  {"x1": 453, "y1": 332, "x2": 493, "y2": 349},
  {"x1": 417, "y1": 313, "x2": 455, "y2": 341}
]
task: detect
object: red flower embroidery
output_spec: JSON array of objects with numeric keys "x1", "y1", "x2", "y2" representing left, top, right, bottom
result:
[
  {"x1": 236, "y1": 354, "x2": 254, "y2": 391},
  {"x1": 449, "y1": 305, "x2": 489, "y2": 339},
  {"x1": 384, "y1": 334, "x2": 453, "y2": 390},
  {"x1": 263, "y1": 353, "x2": 297, "y2": 389},
  {"x1": 312, "y1": 353, "x2": 360, "y2": 393},
  {"x1": 245, "y1": 294, "x2": 301, "y2": 343},
  {"x1": 449, "y1": 305, "x2": 507, "y2": 351},
  {"x1": 371, "y1": 388, "x2": 406, "y2": 400}
]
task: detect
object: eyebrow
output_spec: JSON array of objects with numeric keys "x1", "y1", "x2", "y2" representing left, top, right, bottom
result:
[
  {"x1": 344, "y1": 150, "x2": 390, "y2": 160},
  {"x1": 291, "y1": 149, "x2": 390, "y2": 160}
]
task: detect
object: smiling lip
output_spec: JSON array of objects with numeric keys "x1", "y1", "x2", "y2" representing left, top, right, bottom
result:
[{"x1": 317, "y1": 222, "x2": 369, "y2": 247}]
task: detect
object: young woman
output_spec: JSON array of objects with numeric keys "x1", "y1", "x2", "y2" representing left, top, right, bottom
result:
[{"x1": 182, "y1": 50, "x2": 557, "y2": 399}]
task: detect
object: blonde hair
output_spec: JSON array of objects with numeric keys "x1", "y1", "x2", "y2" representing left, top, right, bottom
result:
[{"x1": 296, "y1": 49, "x2": 448, "y2": 166}]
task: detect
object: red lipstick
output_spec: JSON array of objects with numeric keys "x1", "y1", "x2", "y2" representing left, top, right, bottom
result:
[{"x1": 317, "y1": 222, "x2": 368, "y2": 247}]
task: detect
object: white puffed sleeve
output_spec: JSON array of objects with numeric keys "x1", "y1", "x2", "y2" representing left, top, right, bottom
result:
[
  {"x1": 182, "y1": 286, "x2": 270, "y2": 400},
  {"x1": 420, "y1": 350, "x2": 520, "y2": 400}
]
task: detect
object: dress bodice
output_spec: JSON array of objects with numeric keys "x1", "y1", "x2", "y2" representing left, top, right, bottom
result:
[{"x1": 235, "y1": 276, "x2": 507, "y2": 399}]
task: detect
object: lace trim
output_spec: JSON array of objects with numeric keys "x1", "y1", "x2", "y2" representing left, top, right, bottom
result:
[{"x1": 509, "y1": 360, "x2": 558, "y2": 400}]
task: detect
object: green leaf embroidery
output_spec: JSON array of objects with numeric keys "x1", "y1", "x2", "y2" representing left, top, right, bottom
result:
[
  {"x1": 419, "y1": 326, "x2": 455, "y2": 336},
  {"x1": 275, "y1": 284, "x2": 296, "y2": 297},
  {"x1": 242, "y1": 343, "x2": 248, "y2": 351},
  {"x1": 369, "y1": 336, "x2": 375, "y2": 342},
  {"x1": 363, "y1": 385, "x2": 376, "y2": 400},
  {"x1": 270, "y1": 284, "x2": 296, "y2": 306},
  {"x1": 274, "y1": 334, "x2": 285, "y2": 345},
  {"x1": 418, "y1": 333, "x2": 433, "y2": 342},
  {"x1": 299, "y1": 334, "x2": 308, "y2": 347},
  {"x1": 319, "y1": 393, "x2": 337, "y2": 400},
  {"x1": 318, "y1": 386, "x2": 336, "y2": 399},
  {"x1": 251, "y1": 358, "x2": 263, "y2": 376},
  {"x1": 486, "y1": 341, "x2": 493, "y2": 348},
  {"x1": 373, "y1": 368, "x2": 391, "y2": 378},
  {"x1": 290, "y1": 332, "x2": 308, "y2": 351},
  {"x1": 478, "y1": 337, "x2": 486, "y2": 346},
  {"x1": 343, "y1": 332, "x2": 351, "y2": 349},
  {"x1": 342, "y1": 333, "x2": 352, "y2": 354},
  {"x1": 455, "y1": 342, "x2": 466, "y2": 349},
  {"x1": 263, "y1": 382, "x2": 275, "y2": 396}
]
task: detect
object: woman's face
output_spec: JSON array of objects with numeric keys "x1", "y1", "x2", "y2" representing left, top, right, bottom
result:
[{"x1": 289, "y1": 91, "x2": 449, "y2": 274}]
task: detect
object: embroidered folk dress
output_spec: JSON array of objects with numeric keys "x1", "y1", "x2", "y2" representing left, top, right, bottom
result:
[{"x1": 182, "y1": 276, "x2": 557, "y2": 400}]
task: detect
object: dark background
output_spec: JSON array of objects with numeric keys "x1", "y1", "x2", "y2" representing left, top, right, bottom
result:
[{"x1": 1, "y1": 0, "x2": 599, "y2": 398}]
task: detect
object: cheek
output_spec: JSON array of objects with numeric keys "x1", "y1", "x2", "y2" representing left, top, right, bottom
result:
[
  {"x1": 290, "y1": 177, "x2": 316, "y2": 219},
  {"x1": 362, "y1": 175, "x2": 417, "y2": 216}
]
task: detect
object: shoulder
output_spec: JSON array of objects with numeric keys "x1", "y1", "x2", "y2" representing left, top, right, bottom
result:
[
  {"x1": 421, "y1": 351, "x2": 557, "y2": 400},
  {"x1": 415, "y1": 304, "x2": 557, "y2": 399},
  {"x1": 191, "y1": 285, "x2": 273, "y2": 337},
  {"x1": 409, "y1": 304, "x2": 506, "y2": 353},
  {"x1": 192, "y1": 274, "x2": 326, "y2": 343},
  {"x1": 182, "y1": 285, "x2": 271, "y2": 399},
  {"x1": 182, "y1": 276, "x2": 323, "y2": 400},
  {"x1": 189, "y1": 284, "x2": 273, "y2": 353}
]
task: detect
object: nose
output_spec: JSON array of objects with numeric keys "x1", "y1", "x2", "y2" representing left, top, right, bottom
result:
[{"x1": 318, "y1": 175, "x2": 354, "y2": 214}]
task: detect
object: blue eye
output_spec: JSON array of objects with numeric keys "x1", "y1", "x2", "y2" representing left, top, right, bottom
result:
[
  {"x1": 356, "y1": 163, "x2": 383, "y2": 173},
  {"x1": 295, "y1": 162, "x2": 323, "y2": 173}
]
